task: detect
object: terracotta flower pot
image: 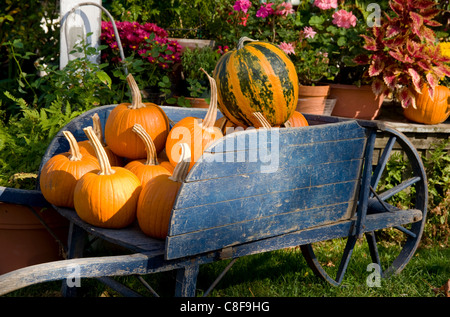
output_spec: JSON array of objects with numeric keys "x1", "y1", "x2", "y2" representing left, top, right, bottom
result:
[
  {"x1": 0, "y1": 203, "x2": 69, "y2": 274},
  {"x1": 185, "y1": 97, "x2": 209, "y2": 108},
  {"x1": 296, "y1": 85, "x2": 330, "y2": 115},
  {"x1": 329, "y1": 84, "x2": 384, "y2": 120}
]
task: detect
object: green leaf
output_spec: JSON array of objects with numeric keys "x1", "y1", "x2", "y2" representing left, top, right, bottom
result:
[
  {"x1": 337, "y1": 37, "x2": 347, "y2": 46},
  {"x1": 96, "y1": 71, "x2": 112, "y2": 89}
]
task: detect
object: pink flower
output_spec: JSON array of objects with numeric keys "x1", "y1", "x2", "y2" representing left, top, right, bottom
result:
[
  {"x1": 256, "y1": 2, "x2": 274, "y2": 18},
  {"x1": 276, "y1": 2, "x2": 295, "y2": 16},
  {"x1": 332, "y1": 9, "x2": 357, "y2": 28},
  {"x1": 313, "y1": 0, "x2": 338, "y2": 10},
  {"x1": 303, "y1": 26, "x2": 317, "y2": 39},
  {"x1": 279, "y1": 42, "x2": 295, "y2": 55},
  {"x1": 233, "y1": 0, "x2": 252, "y2": 14}
]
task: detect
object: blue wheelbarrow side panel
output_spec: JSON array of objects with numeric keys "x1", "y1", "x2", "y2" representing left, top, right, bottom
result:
[{"x1": 165, "y1": 121, "x2": 367, "y2": 260}]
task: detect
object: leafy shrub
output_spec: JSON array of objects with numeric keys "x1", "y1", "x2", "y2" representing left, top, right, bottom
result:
[{"x1": 421, "y1": 139, "x2": 450, "y2": 247}]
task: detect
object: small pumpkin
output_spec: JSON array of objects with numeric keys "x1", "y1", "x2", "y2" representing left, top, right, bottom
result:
[
  {"x1": 165, "y1": 69, "x2": 223, "y2": 170},
  {"x1": 284, "y1": 111, "x2": 309, "y2": 128},
  {"x1": 213, "y1": 37, "x2": 298, "y2": 127},
  {"x1": 124, "y1": 124, "x2": 172, "y2": 187},
  {"x1": 403, "y1": 84, "x2": 450, "y2": 124},
  {"x1": 79, "y1": 113, "x2": 123, "y2": 166},
  {"x1": 137, "y1": 143, "x2": 191, "y2": 239},
  {"x1": 104, "y1": 73, "x2": 170, "y2": 159},
  {"x1": 74, "y1": 126, "x2": 141, "y2": 229},
  {"x1": 40, "y1": 131, "x2": 100, "y2": 208}
]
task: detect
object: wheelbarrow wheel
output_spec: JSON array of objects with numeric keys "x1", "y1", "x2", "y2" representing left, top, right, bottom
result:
[{"x1": 301, "y1": 125, "x2": 428, "y2": 286}]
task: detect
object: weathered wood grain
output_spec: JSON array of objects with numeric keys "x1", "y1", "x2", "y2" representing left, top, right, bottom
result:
[{"x1": 164, "y1": 121, "x2": 368, "y2": 260}]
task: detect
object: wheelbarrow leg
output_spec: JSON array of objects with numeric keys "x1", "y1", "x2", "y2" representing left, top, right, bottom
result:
[
  {"x1": 175, "y1": 263, "x2": 199, "y2": 297},
  {"x1": 61, "y1": 222, "x2": 87, "y2": 297}
]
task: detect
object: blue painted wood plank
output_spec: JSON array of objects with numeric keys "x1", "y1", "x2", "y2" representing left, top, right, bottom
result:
[
  {"x1": 230, "y1": 208, "x2": 423, "y2": 259},
  {"x1": 186, "y1": 138, "x2": 365, "y2": 182},
  {"x1": 165, "y1": 201, "x2": 355, "y2": 260},
  {"x1": 0, "y1": 187, "x2": 50, "y2": 207},
  {"x1": 203, "y1": 120, "x2": 366, "y2": 154},
  {"x1": 174, "y1": 159, "x2": 362, "y2": 211},
  {"x1": 169, "y1": 180, "x2": 358, "y2": 236}
]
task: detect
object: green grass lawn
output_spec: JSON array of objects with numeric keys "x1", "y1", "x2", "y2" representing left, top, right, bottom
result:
[{"x1": 4, "y1": 241, "x2": 449, "y2": 298}]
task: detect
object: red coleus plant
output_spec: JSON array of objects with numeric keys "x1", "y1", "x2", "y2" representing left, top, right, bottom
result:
[{"x1": 355, "y1": 0, "x2": 450, "y2": 108}]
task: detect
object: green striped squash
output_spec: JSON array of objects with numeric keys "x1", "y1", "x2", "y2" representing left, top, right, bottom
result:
[{"x1": 213, "y1": 37, "x2": 298, "y2": 127}]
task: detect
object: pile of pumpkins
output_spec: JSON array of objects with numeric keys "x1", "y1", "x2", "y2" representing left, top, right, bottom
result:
[{"x1": 39, "y1": 38, "x2": 309, "y2": 240}]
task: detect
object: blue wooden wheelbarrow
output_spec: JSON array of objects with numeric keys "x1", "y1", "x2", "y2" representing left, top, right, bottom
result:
[{"x1": 0, "y1": 104, "x2": 427, "y2": 296}]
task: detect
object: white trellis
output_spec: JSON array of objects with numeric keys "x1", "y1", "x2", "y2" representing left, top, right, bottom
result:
[{"x1": 59, "y1": 0, "x2": 102, "y2": 69}]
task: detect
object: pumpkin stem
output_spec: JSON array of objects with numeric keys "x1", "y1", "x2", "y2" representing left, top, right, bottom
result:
[
  {"x1": 91, "y1": 113, "x2": 106, "y2": 147},
  {"x1": 169, "y1": 143, "x2": 191, "y2": 183},
  {"x1": 132, "y1": 124, "x2": 158, "y2": 166},
  {"x1": 237, "y1": 37, "x2": 257, "y2": 50},
  {"x1": 83, "y1": 126, "x2": 115, "y2": 176},
  {"x1": 126, "y1": 73, "x2": 145, "y2": 109},
  {"x1": 252, "y1": 112, "x2": 272, "y2": 129},
  {"x1": 201, "y1": 68, "x2": 219, "y2": 129},
  {"x1": 63, "y1": 131, "x2": 83, "y2": 161}
]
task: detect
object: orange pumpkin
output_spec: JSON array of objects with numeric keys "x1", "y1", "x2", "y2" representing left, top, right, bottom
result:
[
  {"x1": 79, "y1": 113, "x2": 123, "y2": 166},
  {"x1": 137, "y1": 143, "x2": 191, "y2": 239},
  {"x1": 404, "y1": 84, "x2": 450, "y2": 124},
  {"x1": 284, "y1": 111, "x2": 309, "y2": 128},
  {"x1": 124, "y1": 124, "x2": 172, "y2": 187},
  {"x1": 104, "y1": 74, "x2": 170, "y2": 159},
  {"x1": 40, "y1": 131, "x2": 100, "y2": 208},
  {"x1": 165, "y1": 69, "x2": 223, "y2": 170},
  {"x1": 74, "y1": 126, "x2": 141, "y2": 229}
]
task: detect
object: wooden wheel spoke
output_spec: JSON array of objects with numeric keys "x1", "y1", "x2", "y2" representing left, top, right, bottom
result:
[
  {"x1": 364, "y1": 232, "x2": 384, "y2": 278},
  {"x1": 393, "y1": 225, "x2": 418, "y2": 238},
  {"x1": 371, "y1": 135, "x2": 397, "y2": 193},
  {"x1": 377, "y1": 176, "x2": 421, "y2": 201}
]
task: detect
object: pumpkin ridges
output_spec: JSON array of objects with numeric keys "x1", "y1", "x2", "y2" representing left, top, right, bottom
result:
[
  {"x1": 124, "y1": 124, "x2": 172, "y2": 187},
  {"x1": 165, "y1": 70, "x2": 224, "y2": 169},
  {"x1": 73, "y1": 126, "x2": 141, "y2": 229},
  {"x1": 104, "y1": 73, "x2": 170, "y2": 159},
  {"x1": 39, "y1": 131, "x2": 100, "y2": 208},
  {"x1": 78, "y1": 113, "x2": 124, "y2": 166},
  {"x1": 213, "y1": 37, "x2": 298, "y2": 127},
  {"x1": 284, "y1": 111, "x2": 309, "y2": 128},
  {"x1": 243, "y1": 44, "x2": 295, "y2": 123},
  {"x1": 404, "y1": 84, "x2": 450, "y2": 124},
  {"x1": 137, "y1": 143, "x2": 190, "y2": 239},
  {"x1": 214, "y1": 52, "x2": 252, "y2": 126}
]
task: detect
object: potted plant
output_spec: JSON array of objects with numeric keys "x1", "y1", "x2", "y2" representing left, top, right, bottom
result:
[
  {"x1": 356, "y1": 0, "x2": 450, "y2": 122},
  {"x1": 174, "y1": 45, "x2": 223, "y2": 107},
  {"x1": 292, "y1": 0, "x2": 383, "y2": 119},
  {"x1": 285, "y1": 28, "x2": 337, "y2": 115}
]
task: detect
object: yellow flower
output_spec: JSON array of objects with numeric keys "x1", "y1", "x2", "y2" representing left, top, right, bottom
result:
[{"x1": 439, "y1": 42, "x2": 450, "y2": 58}]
